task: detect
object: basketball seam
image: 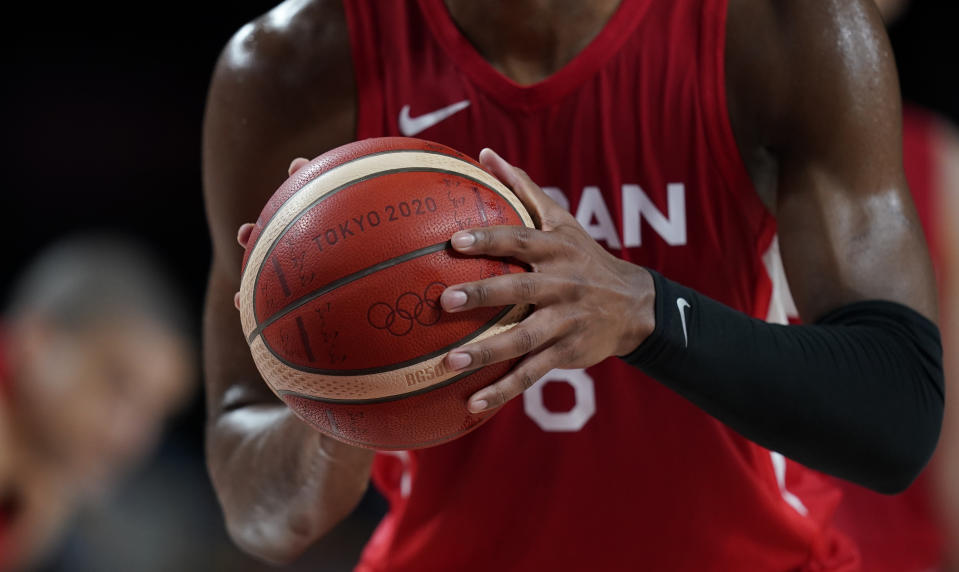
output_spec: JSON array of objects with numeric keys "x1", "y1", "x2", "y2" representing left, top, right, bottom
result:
[
  {"x1": 246, "y1": 241, "x2": 449, "y2": 343},
  {"x1": 249, "y1": 167, "x2": 528, "y2": 373},
  {"x1": 258, "y1": 304, "x2": 517, "y2": 376},
  {"x1": 240, "y1": 151, "x2": 535, "y2": 341},
  {"x1": 244, "y1": 148, "x2": 484, "y2": 263},
  {"x1": 251, "y1": 166, "x2": 526, "y2": 323}
]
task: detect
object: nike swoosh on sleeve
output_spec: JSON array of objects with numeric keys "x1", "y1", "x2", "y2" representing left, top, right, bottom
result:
[{"x1": 677, "y1": 298, "x2": 691, "y2": 348}]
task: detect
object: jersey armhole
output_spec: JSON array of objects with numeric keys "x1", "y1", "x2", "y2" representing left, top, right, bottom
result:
[
  {"x1": 699, "y1": 0, "x2": 777, "y2": 319},
  {"x1": 342, "y1": 0, "x2": 384, "y2": 140}
]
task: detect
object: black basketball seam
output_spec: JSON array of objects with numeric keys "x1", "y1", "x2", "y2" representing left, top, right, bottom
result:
[
  {"x1": 248, "y1": 166, "x2": 529, "y2": 373},
  {"x1": 247, "y1": 149, "x2": 526, "y2": 319},
  {"x1": 245, "y1": 148, "x2": 482, "y2": 263},
  {"x1": 251, "y1": 166, "x2": 527, "y2": 322},
  {"x1": 257, "y1": 304, "x2": 518, "y2": 376},
  {"x1": 246, "y1": 241, "x2": 449, "y2": 343},
  {"x1": 253, "y1": 167, "x2": 415, "y2": 320},
  {"x1": 277, "y1": 367, "x2": 478, "y2": 404}
]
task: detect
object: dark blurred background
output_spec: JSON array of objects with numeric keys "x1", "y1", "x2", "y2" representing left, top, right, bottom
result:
[{"x1": 2, "y1": 1, "x2": 956, "y2": 570}]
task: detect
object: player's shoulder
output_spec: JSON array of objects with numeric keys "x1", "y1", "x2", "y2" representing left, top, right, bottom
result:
[
  {"x1": 204, "y1": 0, "x2": 355, "y2": 165},
  {"x1": 727, "y1": 0, "x2": 891, "y2": 85},
  {"x1": 726, "y1": 0, "x2": 887, "y2": 73},
  {"x1": 202, "y1": 0, "x2": 355, "y2": 257},
  {"x1": 212, "y1": 0, "x2": 351, "y2": 103},
  {"x1": 725, "y1": 0, "x2": 891, "y2": 143},
  {"x1": 727, "y1": 0, "x2": 881, "y2": 31}
]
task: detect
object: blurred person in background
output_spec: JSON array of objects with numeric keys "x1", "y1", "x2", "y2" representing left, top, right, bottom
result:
[
  {"x1": 823, "y1": 0, "x2": 959, "y2": 569},
  {"x1": 0, "y1": 236, "x2": 194, "y2": 571}
]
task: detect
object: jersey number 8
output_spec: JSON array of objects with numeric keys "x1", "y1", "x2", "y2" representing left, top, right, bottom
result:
[{"x1": 523, "y1": 369, "x2": 597, "y2": 432}]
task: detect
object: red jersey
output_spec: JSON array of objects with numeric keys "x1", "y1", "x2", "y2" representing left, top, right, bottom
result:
[
  {"x1": 344, "y1": 0, "x2": 858, "y2": 569},
  {"x1": 830, "y1": 105, "x2": 949, "y2": 572}
]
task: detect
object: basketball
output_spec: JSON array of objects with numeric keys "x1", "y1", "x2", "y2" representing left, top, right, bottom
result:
[{"x1": 238, "y1": 137, "x2": 534, "y2": 450}]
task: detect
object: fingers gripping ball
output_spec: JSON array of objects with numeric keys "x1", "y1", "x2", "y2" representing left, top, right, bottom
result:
[{"x1": 238, "y1": 137, "x2": 534, "y2": 450}]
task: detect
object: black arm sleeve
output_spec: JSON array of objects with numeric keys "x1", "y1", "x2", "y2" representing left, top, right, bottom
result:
[{"x1": 621, "y1": 270, "x2": 944, "y2": 494}]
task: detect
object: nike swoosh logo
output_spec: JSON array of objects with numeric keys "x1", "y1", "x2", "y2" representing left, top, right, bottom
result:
[
  {"x1": 677, "y1": 298, "x2": 691, "y2": 348},
  {"x1": 398, "y1": 100, "x2": 471, "y2": 137}
]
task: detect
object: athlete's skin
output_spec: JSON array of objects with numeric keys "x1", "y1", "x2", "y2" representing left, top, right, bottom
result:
[{"x1": 203, "y1": 0, "x2": 938, "y2": 563}]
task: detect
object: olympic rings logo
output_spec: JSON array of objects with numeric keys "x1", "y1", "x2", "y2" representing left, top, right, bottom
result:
[{"x1": 367, "y1": 281, "x2": 447, "y2": 336}]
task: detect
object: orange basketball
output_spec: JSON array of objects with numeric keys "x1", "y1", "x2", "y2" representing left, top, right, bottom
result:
[{"x1": 238, "y1": 137, "x2": 533, "y2": 450}]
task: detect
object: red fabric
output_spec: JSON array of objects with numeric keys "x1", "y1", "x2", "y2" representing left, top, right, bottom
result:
[
  {"x1": 830, "y1": 105, "x2": 946, "y2": 572},
  {"x1": 834, "y1": 472, "x2": 944, "y2": 572},
  {"x1": 345, "y1": 0, "x2": 857, "y2": 569}
]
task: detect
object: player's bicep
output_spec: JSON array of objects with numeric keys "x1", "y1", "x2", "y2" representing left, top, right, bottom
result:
[
  {"x1": 769, "y1": 0, "x2": 936, "y2": 323},
  {"x1": 203, "y1": 53, "x2": 287, "y2": 271}
]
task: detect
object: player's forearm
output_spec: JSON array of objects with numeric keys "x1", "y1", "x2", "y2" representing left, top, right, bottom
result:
[
  {"x1": 622, "y1": 270, "x2": 944, "y2": 494},
  {"x1": 206, "y1": 405, "x2": 373, "y2": 564}
]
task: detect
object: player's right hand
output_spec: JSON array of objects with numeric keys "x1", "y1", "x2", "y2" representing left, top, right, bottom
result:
[{"x1": 232, "y1": 157, "x2": 311, "y2": 311}]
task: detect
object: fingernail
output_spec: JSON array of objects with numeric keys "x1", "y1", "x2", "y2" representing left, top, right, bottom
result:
[
  {"x1": 469, "y1": 399, "x2": 488, "y2": 413},
  {"x1": 233, "y1": 292, "x2": 241, "y2": 310},
  {"x1": 288, "y1": 157, "x2": 308, "y2": 175},
  {"x1": 451, "y1": 232, "x2": 475, "y2": 249},
  {"x1": 237, "y1": 224, "x2": 254, "y2": 247},
  {"x1": 447, "y1": 352, "x2": 472, "y2": 371},
  {"x1": 441, "y1": 289, "x2": 467, "y2": 310}
]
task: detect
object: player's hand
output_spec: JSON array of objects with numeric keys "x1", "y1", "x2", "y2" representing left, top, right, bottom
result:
[
  {"x1": 442, "y1": 148, "x2": 656, "y2": 413},
  {"x1": 232, "y1": 157, "x2": 310, "y2": 311}
]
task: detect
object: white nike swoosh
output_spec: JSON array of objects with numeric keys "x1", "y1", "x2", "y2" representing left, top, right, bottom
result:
[
  {"x1": 398, "y1": 100, "x2": 470, "y2": 137},
  {"x1": 677, "y1": 298, "x2": 691, "y2": 348}
]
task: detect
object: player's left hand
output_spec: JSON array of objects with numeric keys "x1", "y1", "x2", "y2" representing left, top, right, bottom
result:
[{"x1": 442, "y1": 148, "x2": 656, "y2": 413}]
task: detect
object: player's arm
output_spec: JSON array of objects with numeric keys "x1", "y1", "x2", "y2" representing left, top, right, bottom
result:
[
  {"x1": 437, "y1": 0, "x2": 942, "y2": 494},
  {"x1": 721, "y1": 0, "x2": 942, "y2": 490},
  {"x1": 202, "y1": 5, "x2": 373, "y2": 564}
]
